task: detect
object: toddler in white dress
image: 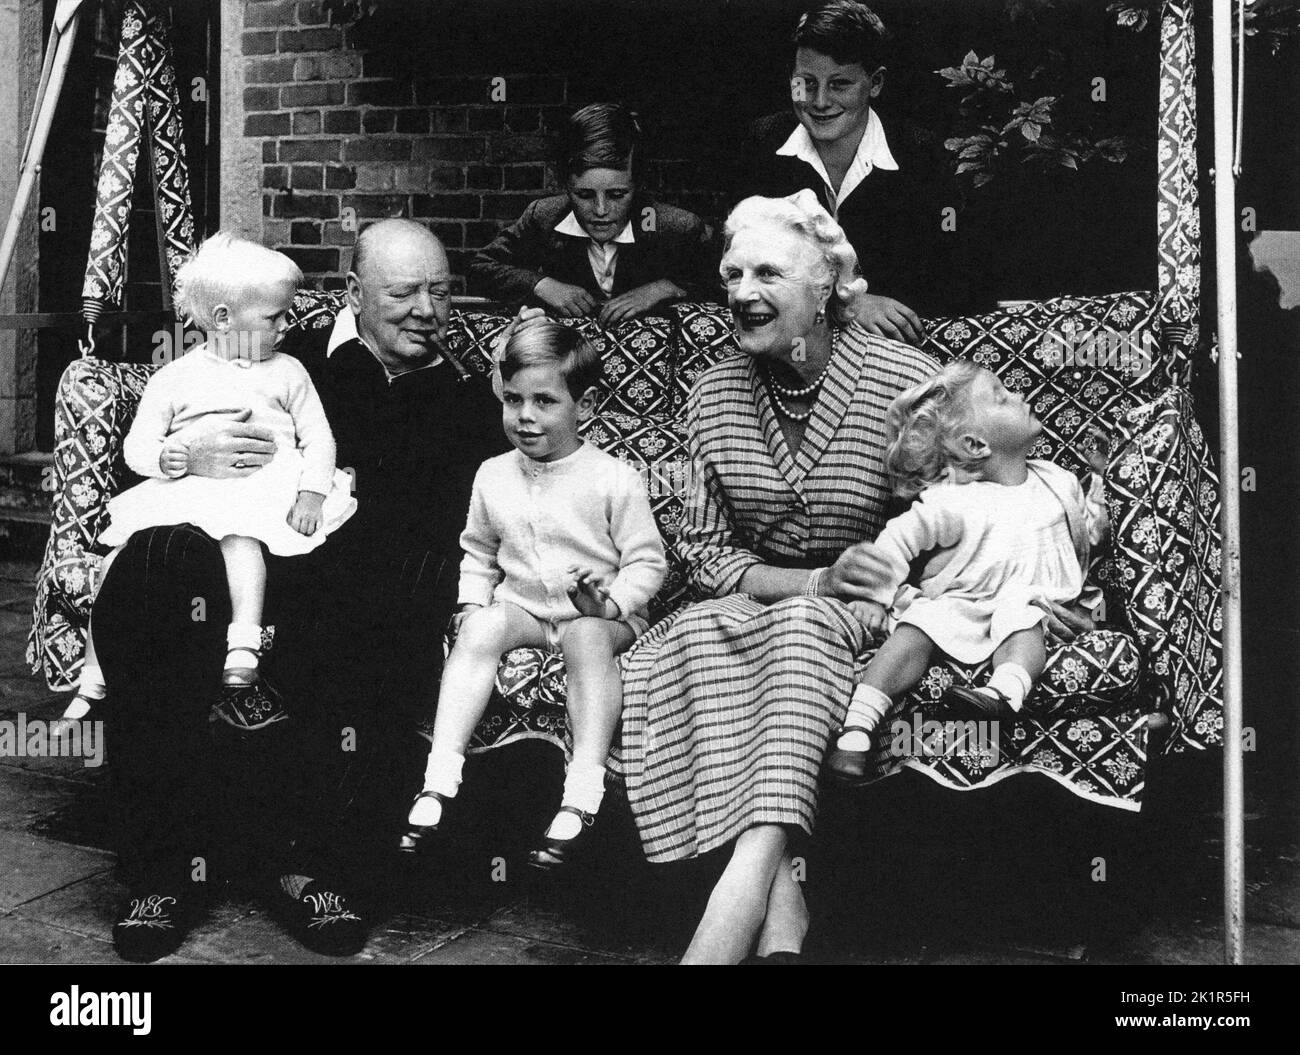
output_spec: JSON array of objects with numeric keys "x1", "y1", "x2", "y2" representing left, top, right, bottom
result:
[
  {"x1": 826, "y1": 361, "x2": 1108, "y2": 781},
  {"x1": 55, "y1": 234, "x2": 356, "y2": 733}
]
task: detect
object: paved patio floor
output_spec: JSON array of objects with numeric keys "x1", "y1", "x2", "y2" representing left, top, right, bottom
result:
[{"x1": 2, "y1": 559, "x2": 1297, "y2": 965}]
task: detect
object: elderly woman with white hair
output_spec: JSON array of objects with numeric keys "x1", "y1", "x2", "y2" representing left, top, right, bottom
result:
[{"x1": 616, "y1": 190, "x2": 939, "y2": 963}]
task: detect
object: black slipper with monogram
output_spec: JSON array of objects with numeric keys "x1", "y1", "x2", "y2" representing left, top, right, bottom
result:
[
  {"x1": 277, "y1": 880, "x2": 368, "y2": 957},
  {"x1": 111, "y1": 886, "x2": 197, "y2": 963}
]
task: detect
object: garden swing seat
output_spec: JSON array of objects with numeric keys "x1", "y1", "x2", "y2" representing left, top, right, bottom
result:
[{"x1": 27, "y1": 2, "x2": 1222, "y2": 822}]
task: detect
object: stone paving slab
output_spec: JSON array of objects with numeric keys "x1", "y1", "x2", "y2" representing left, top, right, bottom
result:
[
  {"x1": 0, "y1": 828, "x2": 113, "y2": 912},
  {"x1": 1111, "y1": 916, "x2": 1300, "y2": 966},
  {"x1": 409, "y1": 925, "x2": 641, "y2": 965},
  {"x1": 0, "y1": 910, "x2": 132, "y2": 965},
  {"x1": 0, "y1": 763, "x2": 84, "y2": 833},
  {"x1": 480, "y1": 899, "x2": 678, "y2": 963}
]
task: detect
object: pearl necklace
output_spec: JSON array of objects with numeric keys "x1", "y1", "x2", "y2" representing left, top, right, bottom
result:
[{"x1": 764, "y1": 330, "x2": 838, "y2": 421}]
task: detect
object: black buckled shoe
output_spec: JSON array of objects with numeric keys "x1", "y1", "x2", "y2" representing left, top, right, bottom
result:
[
  {"x1": 111, "y1": 886, "x2": 197, "y2": 963},
  {"x1": 823, "y1": 725, "x2": 875, "y2": 787},
  {"x1": 398, "y1": 791, "x2": 447, "y2": 854},
  {"x1": 211, "y1": 665, "x2": 288, "y2": 732},
  {"x1": 528, "y1": 806, "x2": 595, "y2": 871},
  {"x1": 278, "y1": 880, "x2": 368, "y2": 957},
  {"x1": 941, "y1": 684, "x2": 1015, "y2": 718}
]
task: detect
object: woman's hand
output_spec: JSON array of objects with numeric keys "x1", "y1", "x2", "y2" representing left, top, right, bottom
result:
[
  {"x1": 846, "y1": 599, "x2": 889, "y2": 643},
  {"x1": 567, "y1": 566, "x2": 619, "y2": 619},
  {"x1": 534, "y1": 277, "x2": 598, "y2": 318},
  {"x1": 287, "y1": 490, "x2": 325, "y2": 535},
  {"x1": 853, "y1": 293, "x2": 924, "y2": 346},
  {"x1": 822, "y1": 541, "x2": 896, "y2": 600},
  {"x1": 598, "y1": 280, "x2": 683, "y2": 327},
  {"x1": 1033, "y1": 599, "x2": 1096, "y2": 643}
]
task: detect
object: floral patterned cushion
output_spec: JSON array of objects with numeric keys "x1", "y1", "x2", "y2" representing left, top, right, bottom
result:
[
  {"x1": 446, "y1": 310, "x2": 678, "y2": 420},
  {"x1": 30, "y1": 291, "x2": 1222, "y2": 815},
  {"x1": 920, "y1": 290, "x2": 1165, "y2": 477},
  {"x1": 26, "y1": 357, "x2": 153, "y2": 690}
]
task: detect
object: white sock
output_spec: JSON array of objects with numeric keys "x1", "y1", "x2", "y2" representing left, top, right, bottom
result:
[
  {"x1": 980, "y1": 663, "x2": 1033, "y2": 712},
  {"x1": 225, "y1": 622, "x2": 263, "y2": 670},
  {"x1": 837, "y1": 683, "x2": 893, "y2": 752},
  {"x1": 548, "y1": 762, "x2": 607, "y2": 839},
  {"x1": 75, "y1": 662, "x2": 107, "y2": 703},
  {"x1": 410, "y1": 746, "x2": 465, "y2": 826}
]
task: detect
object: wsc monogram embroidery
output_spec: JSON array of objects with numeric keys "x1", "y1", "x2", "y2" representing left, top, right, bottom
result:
[
  {"x1": 304, "y1": 891, "x2": 360, "y2": 930},
  {"x1": 119, "y1": 895, "x2": 176, "y2": 930}
]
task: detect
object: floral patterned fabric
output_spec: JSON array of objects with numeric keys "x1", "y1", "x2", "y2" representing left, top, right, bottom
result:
[
  {"x1": 31, "y1": 296, "x2": 1221, "y2": 813},
  {"x1": 83, "y1": 1, "x2": 195, "y2": 316}
]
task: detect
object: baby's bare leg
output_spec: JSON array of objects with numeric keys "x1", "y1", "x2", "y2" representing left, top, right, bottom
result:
[
  {"x1": 430, "y1": 602, "x2": 547, "y2": 755},
  {"x1": 836, "y1": 624, "x2": 935, "y2": 752},
  {"x1": 559, "y1": 617, "x2": 636, "y2": 771},
  {"x1": 992, "y1": 625, "x2": 1047, "y2": 683},
  {"x1": 534, "y1": 617, "x2": 636, "y2": 846},
  {"x1": 407, "y1": 603, "x2": 547, "y2": 835},
  {"x1": 980, "y1": 624, "x2": 1047, "y2": 712},
  {"x1": 219, "y1": 535, "x2": 265, "y2": 627},
  {"x1": 862, "y1": 623, "x2": 937, "y2": 698}
]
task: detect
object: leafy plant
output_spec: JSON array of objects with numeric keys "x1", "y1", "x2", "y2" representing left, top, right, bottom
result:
[
  {"x1": 1110, "y1": 0, "x2": 1300, "y2": 53},
  {"x1": 938, "y1": 50, "x2": 1140, "y2": 191}
]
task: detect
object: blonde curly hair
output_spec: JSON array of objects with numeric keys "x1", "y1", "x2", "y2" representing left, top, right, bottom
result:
[
  {"x1": 884, "y1": 361, "x2": 990, "y2": 498},
  {"x1": 721, "y1": 190, "x2": 869, "y2": 325}
]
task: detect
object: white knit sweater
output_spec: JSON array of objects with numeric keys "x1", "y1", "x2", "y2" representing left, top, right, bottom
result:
[{"x1": 458, "y1": 443, "x2": 667, "y2": 622}]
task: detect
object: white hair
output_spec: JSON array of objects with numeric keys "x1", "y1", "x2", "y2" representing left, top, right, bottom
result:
[
  {"x1": 722, "y1": 190, "x2": 870, "y2": 324},
  {"x1": 174, "y1": 232, "x2": 302, "y2": 331}
]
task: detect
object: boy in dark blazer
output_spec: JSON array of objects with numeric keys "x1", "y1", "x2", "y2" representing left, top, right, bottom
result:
[
  {"x1": 734, "y1": 1, "x2": 990, "y2": 340},
  {"x1": 470, "y1": 103, "x2": 718, "y2": 323}
]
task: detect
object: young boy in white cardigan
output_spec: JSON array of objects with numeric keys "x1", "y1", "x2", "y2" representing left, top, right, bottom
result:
[{"x1": 401, "y1": 320, "x2": 667, "y2": 869}]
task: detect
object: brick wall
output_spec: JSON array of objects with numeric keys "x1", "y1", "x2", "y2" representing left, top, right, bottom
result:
[{"x1": 237, "y1": 0, "x2": 765, "y2": 291}]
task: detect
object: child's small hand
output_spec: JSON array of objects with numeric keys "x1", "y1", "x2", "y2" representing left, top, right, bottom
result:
[
  {"x1": 846, "y1": 599, "x2": 889, "y2": 642},
  {"x1": 567, "y1": 566, "x2": 618, "y2": 619},
  {"x1": 598, "y1": 280, "x2": 681, "y2": 326},
  {"x1": 1083, "y1": 425, "x2": 1111, "y2": 475},
  {"x1": 160, "y1": 444, "x2": 189, "y2": 478},
  {"x1": 448, "y1": 603, "x2": 482, "y2": 643},
  {"x1": 287, "y1": 490, "x2": 325, "y2": 535}
]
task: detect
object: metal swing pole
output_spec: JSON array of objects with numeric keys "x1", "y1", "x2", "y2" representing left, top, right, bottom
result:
[
  {"x1": 0, "y1": 0, "x2": 89, "y2": 290},
  {"x1": 1210, "y1": 0, "x2": 1245, "y2": 966}
]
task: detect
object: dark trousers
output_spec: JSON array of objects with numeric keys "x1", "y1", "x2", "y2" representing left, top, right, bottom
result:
[{"x1": 95, "y1": 523, "x2": 457, "y2": 892}]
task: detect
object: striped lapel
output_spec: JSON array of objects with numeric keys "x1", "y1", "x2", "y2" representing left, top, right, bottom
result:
[
  {"x1": 745, "y1": 355, "x2": 803, "y2": 491},
  {"x1": 794, "y1": 327, "x2": 859, "y2": 480}
]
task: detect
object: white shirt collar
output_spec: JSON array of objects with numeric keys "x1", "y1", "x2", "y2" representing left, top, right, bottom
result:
[
  {"x1": 775, "y1": 108, "x2": 898, "y2": 215},
  {"x1": 325, "y1": 306, "x2": 443, "y2": 378},
  {"x1": 555, "y1": 211, "x2": 636, "y2": 244}
]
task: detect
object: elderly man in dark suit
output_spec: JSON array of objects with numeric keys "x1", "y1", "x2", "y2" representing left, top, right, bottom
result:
[{"x1": 94, "y1": 220, "x2": 505, "y2": 961}]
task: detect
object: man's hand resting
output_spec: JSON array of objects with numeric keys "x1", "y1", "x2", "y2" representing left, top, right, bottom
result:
[
  {"x1": 287, "y1": 490, "x2": 325, "y2": 535},
  {"x1": 853, "y1": 293, "x2": 924, "y2": 346},
  {"x1": 167, "y1": 409, "x2": 277, "y2": 478}
]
